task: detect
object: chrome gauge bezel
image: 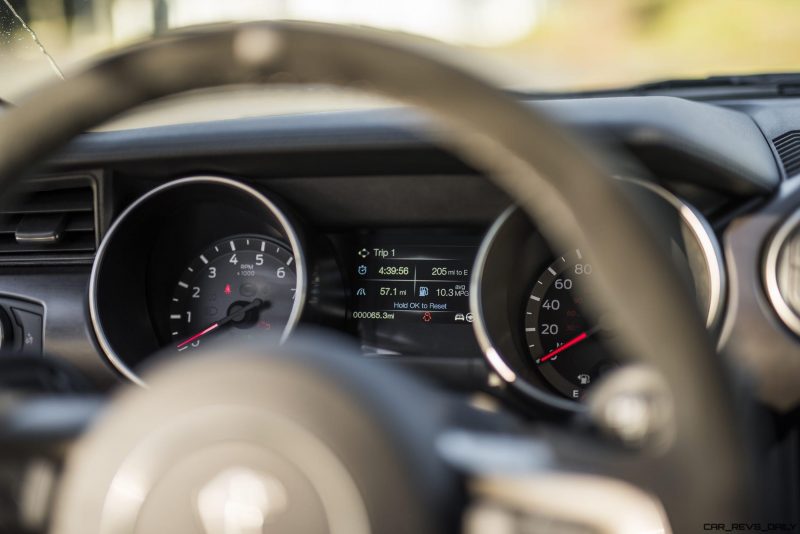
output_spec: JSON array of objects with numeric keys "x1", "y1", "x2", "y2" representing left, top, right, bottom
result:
[
  {"x1": 621, "y1": 178, "x2": 725, "y2": 330},
  {"x1": 89, "y1": 176, "x2": 307, "y2": 386},
  {"x1": 764, "y1": 208, "x2": 800, "y2": 336},
  {"x1": 470, "y1": 207, "x2": 581, "y2": 412},
  {"x1": 471, "y1": 179, "x2": 726, "y2": 408}
]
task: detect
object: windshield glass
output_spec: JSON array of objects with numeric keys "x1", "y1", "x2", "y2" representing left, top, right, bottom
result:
[{"x1": 1, "y1": 0, "x2": 799, "y2": 100}]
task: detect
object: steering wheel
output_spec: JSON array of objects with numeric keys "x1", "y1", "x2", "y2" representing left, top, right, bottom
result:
[{"x1": 0, "y1": 22, "x2": 750, "y2": 533}]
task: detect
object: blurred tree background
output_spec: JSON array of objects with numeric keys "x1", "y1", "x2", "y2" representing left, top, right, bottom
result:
[
  {"x1": 487, "y1": 0, "x2": 800, "y2": 89},
  {"x1": 1, "y1": 0, "x2": 799, "y2": 99}
]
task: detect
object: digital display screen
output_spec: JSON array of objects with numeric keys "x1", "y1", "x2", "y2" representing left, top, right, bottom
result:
[
  {"x1": 345, "y1": 232, "x2": 482, "y2": 358},
  {"x1": 352, "y1": 243, "x2": 475, "y2": 323}
]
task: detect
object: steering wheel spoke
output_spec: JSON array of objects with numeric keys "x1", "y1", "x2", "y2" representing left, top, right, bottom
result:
[
  {"x1": 465, "y1": 471, "x2": 670, "y2": 534},
  {"x1": 437, "y1": 422, "x2": 679, "y2": 533}
]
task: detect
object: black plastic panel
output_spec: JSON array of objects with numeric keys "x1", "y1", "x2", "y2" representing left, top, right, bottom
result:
[
  {"x1": 49, "y1": 97, "x2": 780, "y2": 197},
  {"x1": 0, "y1": 269, "x2": 119, "y2": 389},
  {"x1": 719, "y1": 176, "x2": 800, "y2": 411}
]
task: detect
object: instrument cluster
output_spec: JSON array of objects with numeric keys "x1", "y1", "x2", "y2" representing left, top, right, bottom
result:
[{"x1": 90, "y1": 175, "x2": 724, "y2": 411}]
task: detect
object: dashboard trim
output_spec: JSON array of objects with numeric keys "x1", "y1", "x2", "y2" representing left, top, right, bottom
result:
[
  {"x1": 88, "y1": 176, "x2": 308, "y2": 386},
  {"x1": 53, "y1": 97, "x2": 779, "y2": 197}
]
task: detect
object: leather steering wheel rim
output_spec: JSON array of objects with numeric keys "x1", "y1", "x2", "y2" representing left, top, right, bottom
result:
[{"x1": 0, "y1": 21, "x2": 749, "y2": 530}]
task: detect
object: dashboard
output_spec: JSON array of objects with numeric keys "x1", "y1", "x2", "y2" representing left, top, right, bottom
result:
[{"x1": 5, "y1": 92, "x2": 800, "y2": 415}]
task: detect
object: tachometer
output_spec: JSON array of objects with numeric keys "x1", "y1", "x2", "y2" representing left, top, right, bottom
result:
[
  {"x1": 525, "y1": 249, "x2": 613, "y2": 400},
  {"x1": 169, "y1": 234, "x2": 296, "y2": 351}
]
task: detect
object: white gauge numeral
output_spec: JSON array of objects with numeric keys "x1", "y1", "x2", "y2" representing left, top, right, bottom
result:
[
  {"x1": 256, "y1": 253, "x2": 264, "y2": 266},
  {"x1": 574, "y1": 264, "x2": 593, "y2": 275},
  {"x1": 542, "y1": 299, "x2": 560, "y2": 310},
  {"x1": 541, "y1": 323, "x2": 559, "y2": 335},
  {"x1": 554, "y1": 278, "x2": 572, "y2": 290},
  {"x1": 186, "y1": 311, "x2": 192, "y2": 323},
  {"x1": 208, "y1": 267, "x2": 216, "y2": 279},
  {"x1": 229, "y1": 254, "x2": 238, "y2": 264},
  {"x1": 192, "y1": 286, "x2": 200, "y2": 298},
  {"x1": 277, "y1": 267, "x2": 286, "y2": 279}
]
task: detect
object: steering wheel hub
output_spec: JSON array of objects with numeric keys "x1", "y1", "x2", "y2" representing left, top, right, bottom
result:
[{"x1": 51, "y1": 344, "x2": 458, "y2": 534}]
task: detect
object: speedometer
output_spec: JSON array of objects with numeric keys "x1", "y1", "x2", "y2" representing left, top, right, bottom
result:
[
  {"x1": 525, "y1": 249, "x2": 614, "y2": 400},
  {"x1": 473, "y1": 181, "x2": 726, "y2": 409},
  {"x1": 169, "y1": 234, "x2": 297, "y2": 352}
]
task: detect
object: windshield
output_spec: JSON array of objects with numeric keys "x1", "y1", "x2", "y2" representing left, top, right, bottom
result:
[{"x1": 2, "y1": 0, "x2": 800, "y2": 100}]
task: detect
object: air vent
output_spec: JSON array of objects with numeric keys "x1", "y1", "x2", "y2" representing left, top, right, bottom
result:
[
  {"x1": 0, "y1": 177, "x2": 97, "y2": 263},
  {"x1": 773, "y1": 131, "x2": 800, "y2": 177}
]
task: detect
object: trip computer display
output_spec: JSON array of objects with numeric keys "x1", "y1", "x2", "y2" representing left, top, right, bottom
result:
[
  {"x1": 353, "y1": 244, "x2": 473, "y2": 323},
  {"x1": 344, "y1": 231, "x2": 482, "y2": 358}
]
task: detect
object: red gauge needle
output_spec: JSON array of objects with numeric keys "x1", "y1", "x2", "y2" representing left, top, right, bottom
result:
[
  {"x1": 538, "y1": 325, "x2": 600, "y2": 363},
  {"x1": 177, "y1": 323, "x2": 219, "y2": 348},
  {"x1": 176, "y1": 298, "x2": 266, "y2": 349}
]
